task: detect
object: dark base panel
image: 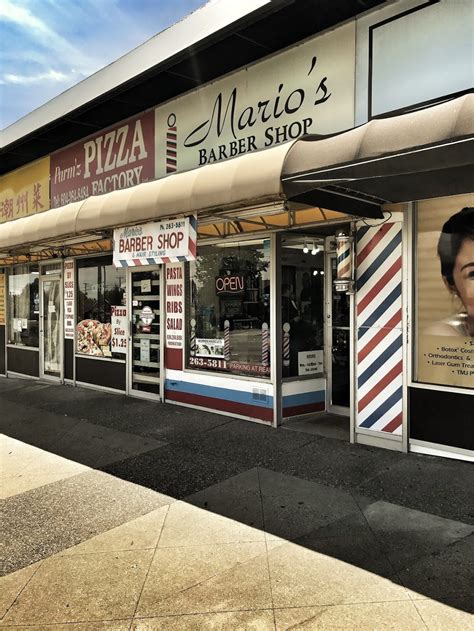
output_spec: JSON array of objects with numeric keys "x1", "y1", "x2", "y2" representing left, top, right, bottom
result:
[
  {"x1": 75, "y1": 356, "x2": 126, "y2": 391},
  {"x1": 409, "y1": 387, "x2": 473, "y2": 451},
  {"x1": 7, "y1": 346, "x2": 39, "y2": 377},
  {"x1": 0, "y1": 326, "x2": 5, "y2": 375},
  {"x1": 64, "y1": 339, "x2": 73, "y2": 381}
]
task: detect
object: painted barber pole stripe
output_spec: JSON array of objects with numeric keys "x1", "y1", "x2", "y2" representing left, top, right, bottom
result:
[
  {"x1": 224, "y1": 320, "x2": 230, "y2": 361},
  {"x1": 283, "y1": 322, "x2": 290, "y2": 367},
  {"x1": 166, "y1": 114, "x2": 178, "y2": 173},
  {"x1": 262, "y1": 323, "x2": 270, "y2": 366},
  {"x1": 356, "y1": 222, "x2": 403, "y2": 435}
]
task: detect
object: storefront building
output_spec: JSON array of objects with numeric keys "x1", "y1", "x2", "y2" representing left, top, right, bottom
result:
[{"x1": 1, "y1": 0, "x2": 472, "y2": 461}]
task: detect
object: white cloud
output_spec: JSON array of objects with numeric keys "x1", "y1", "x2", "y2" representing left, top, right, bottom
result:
[{"x1": 0, "y1": 69, "x2": 72, "y2": 85}]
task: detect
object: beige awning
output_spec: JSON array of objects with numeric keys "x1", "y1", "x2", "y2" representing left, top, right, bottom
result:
[
  {"x1": 282, "y1": 93, "x2": 474, "y2": 205},
  {"x1": 0, "y1": 142, "x2": 290, "y2": 253}
]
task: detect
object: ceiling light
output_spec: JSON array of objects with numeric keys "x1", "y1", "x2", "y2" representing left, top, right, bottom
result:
[
  {"x1": 303, "y1": 243, "x2": 309, "y2": 254},
  {"x1": 313, "y1": 269, "x2": 318, "y2": 276},
  {"x1": 311, "y1": 243, "x2": 319, "y2": 255}
]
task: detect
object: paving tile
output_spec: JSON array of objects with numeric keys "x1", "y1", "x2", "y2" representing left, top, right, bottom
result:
[
  {"x1": 132, "y1": 610, "x2": 275, "y2": 630},
  {"x1": 102, "y1": 444, "x2": 246, "y2": 499},
  {"x1": 267, "y1": 540, "x2": 410, "y2": 608},
  {"x1": 413, "y1": 599, "x2": 474, "y2": 630},
  {"x1": 360, "y1": 499, "x2": 474, "y2": 571},
  {"x1": 2, "y1": 550, "x2": 153, "y2": 625},
  {"x1": 136, "y1": 542, "x2": 272, "y2": 617},
  {"x1": 158, "y1": 500, "x2": 265, "y2": 547},
  {"x1": 59, "y1": 506, "x2": 169, "y2": 556},
  {"x1": 2, "y1": 470, "x2": 173, "y2": 575},
  {"x1": 0, "y1": 562, "x2": 41, "y2": 620},
  {"x1": 258, "y1": 469, "x2": 360, "y2": 541},
  {"x1": 0, "y1": 471, "x2": 83, "y2": 500},
  {"x1": 0, "y1": 622, "x2": 131, "y2": 630},
  {"x1": 396, "y1": 534, "x2": 474, "y2": 611},
  {"x1": 274, "y1": 602, "x2": 426, "y2": 630},
  {"x1": 185, "y1": 469, "x2": 264, "y2": 531},
  {"x1": 355, "y1": 457, "x2": 474, "y2": 526}
]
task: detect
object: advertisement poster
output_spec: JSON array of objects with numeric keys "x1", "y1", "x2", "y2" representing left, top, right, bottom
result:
[
  {"x1": 155, "y1": 21, "x2": 355, "y2": 176},
  {"x1": 416, "y1": 195, "x2": 474, "y2": 389},
  {"x1": 50, "y1": 110, "x2": 154, "y2": 208},
  {"x1": 76, "y1": 320, "x2": 112, "y2": 357},
  {"x1": 113, "y1": 216, "x2": 196, "y2": 266},
  {"x1": 0, "y1": 157, "x2": 50, "y2": 223},
  {"x1": 165, "y1": 263, "x2": 184, "y2": 350},
  {"x1": 63, "y1": 259, "x2": 75, "y2": 339},
  {"x1": 298, "y1": 350, "x2": 324, "y2": 376},
  {"x1": 0, "y1": 273, "x2": 5, "y2": 325},
  {"x1": 195, "y1": 338, "x2": 225, "y2": 358},
  {"x1": 111, "y1": 306, "x2": 127, "y2": 354}
]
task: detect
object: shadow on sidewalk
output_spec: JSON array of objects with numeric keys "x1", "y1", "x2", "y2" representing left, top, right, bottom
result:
[{"x1": 1, "y1": 378, "x2": 473, "y2": 613}]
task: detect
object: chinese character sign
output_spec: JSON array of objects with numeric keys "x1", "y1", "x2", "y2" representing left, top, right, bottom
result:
[{"x1": 0, "y1": 157, "x2": 50, "y2": 223}]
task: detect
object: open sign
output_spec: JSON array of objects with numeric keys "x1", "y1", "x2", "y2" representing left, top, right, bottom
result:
[{"x1": 215, "y1": 275, "x2": 245, "y2": 295}]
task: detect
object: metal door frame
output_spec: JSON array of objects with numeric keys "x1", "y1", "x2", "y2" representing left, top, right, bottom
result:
[
  {"x1": 325, "y1": 251, "x2": 350, "y2": 417},
  {"x1": 39, "y1": 264, "x2": 63, "y2": 382},
  {"x1": 127, "y1": 265, "x2": 164, "y2": 401}
]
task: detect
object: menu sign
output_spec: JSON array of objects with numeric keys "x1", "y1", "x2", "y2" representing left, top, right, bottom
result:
[
  {"x1": 0, "y1": 273, "x2": 5, "y2": 325},
  {"x1": 165, "y1": 263, "x2": 184, "y2": 350},
  {"x1": 63, "y1": 259, "x2": 75, "y2": 339},
  {"x1": 50, "y1": 111, "x2": 155, "y2": 208},
  {"x1": 111, "y1": 306, "x2": 128, "y2": 354}
]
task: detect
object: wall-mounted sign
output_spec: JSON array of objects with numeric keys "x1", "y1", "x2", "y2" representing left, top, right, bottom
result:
[
  {"x1": 50, "y1": 111, "x2": 154, "y2": 208},
  {"x1": 113, "y1": 215, "x2": 197, "y2": 267},
  {"x1": 154, "y1": 21, "x2": 355, "y2": 176},
  {"x1": 63, "y1": 259, "x2": 75, "y2": 339},
  {"x1": 0, "y1": 157, "x2": 50, "y2": 223},
  {"x1": 298, "y1": 350, "x2": 324, "y2": 376},
  {"x1": 215, "y1": 275, "x2": 245, "y2": 295},
  {"x1": 111, "y1": 305, "x2": 127, "y2": 354},
  {"x1": 0, "y1": 273, "x2": 5, "y2": 325},
  {"x1": 165, "y1": 263, "x2": 184, "y2": 350}
]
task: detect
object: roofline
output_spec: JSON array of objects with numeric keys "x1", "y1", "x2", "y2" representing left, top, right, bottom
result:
[{"x1": 0, "y1": 0, "x2": 275, "y2": 149}]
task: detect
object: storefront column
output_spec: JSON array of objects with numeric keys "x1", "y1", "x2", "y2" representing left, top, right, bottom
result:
[
  {"x1": 353, "y1": 211, "x2": 405, "y2": 451},
  {"x1": 270, "y1": 233, "x2": 282, "y2": 427}
]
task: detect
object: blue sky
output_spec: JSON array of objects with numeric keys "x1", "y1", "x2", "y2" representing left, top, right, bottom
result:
[{"x1": 0, "y1": 0, "x2": 205, "y2": 129}]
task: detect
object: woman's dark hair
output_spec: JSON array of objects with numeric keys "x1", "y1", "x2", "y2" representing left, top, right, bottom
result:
[{"x1": 437, "y1": 207, "x2": 474, "y2": 286}]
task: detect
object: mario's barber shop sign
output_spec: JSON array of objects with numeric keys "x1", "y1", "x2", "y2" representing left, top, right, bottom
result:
[{"x1": 113, "y1": 215, "x2": 197, "y2": 267}]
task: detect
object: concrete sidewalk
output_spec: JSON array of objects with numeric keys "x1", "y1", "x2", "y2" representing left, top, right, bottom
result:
[{"x1": 1, "y1": 377, "x2": 473, "y2": 630}]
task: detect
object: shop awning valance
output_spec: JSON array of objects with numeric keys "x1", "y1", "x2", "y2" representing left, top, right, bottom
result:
[
  {"x1": 1, "y1": 94, "x2": 472, "y2": 255},
  {"x1": 282, "y1": 93, "x2": 474, "y2": 205}
]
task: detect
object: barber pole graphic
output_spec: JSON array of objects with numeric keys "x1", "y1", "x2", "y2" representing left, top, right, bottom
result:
[
  {"x1": 166, "y1": 113, "x2": 177, "y2": 173},
  {"x1": 261, "y1": 323, "x2": 270, "y2": 366},
  {"x1": 190, "y1": 318, "x2": 196, "y2": 356},
  {"x1": 283, "y1": 322, "x2": 290, "y2": 367},
  {"x1": 224, "y1": 320, "x2": 230, "y2": 361},
  {"x1": 355, "y1": 221, "x2": 403, "y2": 435},
  {"x1": 336, "y1": 233, "x2": 352, "y2": 279}
]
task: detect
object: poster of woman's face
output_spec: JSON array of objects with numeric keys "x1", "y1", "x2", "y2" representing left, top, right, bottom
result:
[{"x1": 416, "y1": 195, "x2": 474, "y2": 390}]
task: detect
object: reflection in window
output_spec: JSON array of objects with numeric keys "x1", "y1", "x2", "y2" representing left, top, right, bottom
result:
[
  {"x1": 187, "y1": 240, "x2": 271, "y2": 378},
  {"x1": 281, "y1": 236, "x2": 324, "y2": 378},
  {"x1": 8, "y1": 264, "x2": 39, "y2": 347},
  {"x1": 76, "y1": 256, "x2": 125, "y2": 358}
]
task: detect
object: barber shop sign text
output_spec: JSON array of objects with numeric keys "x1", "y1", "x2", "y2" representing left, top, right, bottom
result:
[{"x1": 155, "y1": 21, "x2": 355, "y2": 175}]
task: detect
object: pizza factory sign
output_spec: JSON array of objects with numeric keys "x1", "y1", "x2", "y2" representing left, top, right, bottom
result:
[
  {"x1": 155, "y1": 21, "x2": 355, "y2": 176},
  {"x1": 50, "y1": 111, "x2": 154, "y2": 208},
  {"x1": 113, "y1": 215, "x2": 197, "y2": 267}
]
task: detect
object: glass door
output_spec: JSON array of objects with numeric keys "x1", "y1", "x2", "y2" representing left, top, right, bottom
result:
[
  {"x1": 128, "y1": 267, "x2": 162, "y2": 399},
  {"x1": 326, "y1": 254, "x2": 350, "y2": 415},
  {"x1": 40, "y1": 275, "x2": 62, "y2": 380}
]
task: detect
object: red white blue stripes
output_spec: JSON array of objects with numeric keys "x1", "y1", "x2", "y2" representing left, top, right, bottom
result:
[{"x1": 356, "y1": 222, "x2": 403, "y2": 435}]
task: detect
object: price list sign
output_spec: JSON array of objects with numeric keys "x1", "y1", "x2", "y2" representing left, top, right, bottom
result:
[
  {"x1": 63, "y1": 259, "x2": 75, "y2": 339},
  {"x1": 0, "y1": 273, "x2": 5, "y2": 325}
]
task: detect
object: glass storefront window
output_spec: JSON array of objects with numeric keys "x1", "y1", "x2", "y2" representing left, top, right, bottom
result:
[
  {"x1": 281, "y1": 236, "x2": 325, "y2": 378},
  {"x1": 8, "y1": 264, "x2": 39, "y2": 347},
  {"x1": 187, "y1": 240, "x2": 271, "y2": 378},
  {"x1": 76, "y1": 256, "x2": 126, "y2": 358},
  {"x1": 415, "y1": 197, "x2": 474, "y2": 390}
]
